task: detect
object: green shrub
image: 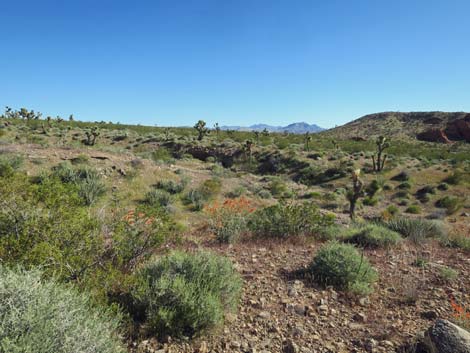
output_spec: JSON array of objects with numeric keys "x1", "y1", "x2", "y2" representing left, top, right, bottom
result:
[
  {"x1": 51, "y1": 161, "x2": 77, "y2": 182},
  {"x1": 405, "y1": 205, "x2": 421, "y2": 214},
  {"x1": 0, "y1": 154, "x2": 23, "y2": 177},
  {"x1": 150, "y1": 147, "x2": 173, "y2": 163},
  {"x1": 257, "y1": 189, "x2": 272, "y2": 199},
  {"x1": 308, "y1": 241, "x2": 377, "y2": 295},
  {"x1": 391, "y1": 171, "x2": 410, "y2": 181},
  {"x1": 0, "y1": 175, "x2": 103, "y2": 282},
  {"x1": 249, "y1": 202, "x2": 334, "y2": 239},
  {"x1": 417, "y1": 193, "x2": 431, "y2": 203},
  {"x1": 111, "y1": 207, "x2": 172, "y2": 271},
  {"x1": 226, "y1": 186, "x2": 246, "y2": 198},
  {"x1": 71, "y1": 154, "x2": 90, "y2": 165},
  {"x1": 77, "y1": 175, "x2": 106, "y2": 206},
  {"x1": 0, "y1": 266, "x2": 124, "y2": 353},
  {"x1": 183, "y1": 189, "x2": 205, "y2": 211},
  {"x1": 199, "y1": 178, "x2": 222, "y2": 199},
  {"x1": 315, "y1": 225, "x2": 343, "y2": 241},
  {"x1": 366, "y1": 179, "x2": 383, "y2": 197},
  {"x1": 438, "y1": 266, "x2": 458, "y2": 282},
  {"x1": 398, "y1": 199, "x2": 409, "y2": 206},
  {"x1": 394, "y1": 190, "x2": 410, "y2": 199},
  {"x1": 362, "y1": 196, "x2": 378, "y2": 206},
  {"x1": 132, "y1": 251, "x2": 242, "y2": 338},
  {"x1": 206, "y1": 198, "x2": 252, "y2": 243},
  {"x1": 156, "y1": 179, "x2": 185, "y2": 194},
  {"x1": 438, "y1": 182, "x2": 449, "y2": 191},
  {"x1": 440, "y1": 234, "x2": 470, "y2": 252},
  {"x1": 444, "y1": 170, "x2": 466, "y2": 185},
  {"x1": 51, "y1": 163, "x2": 105, "y2": 205},
  {"x1": 396, "y1": 182, "x2": 412, "y2": 190},
  {"x1": 384, "y1": 217, "x2": 446, "y2": 243},
  {"x1": 344, "y1": 224, "x2": 402, "y2": 248},
  {"x1": 268, "y1": 177, "x2": 288, "y2": 197},
  {"x1": 386, "y1": 205, "x2": 399, "y2": 216},
  {"x1": 416, "y1": 185, "x2": 436, "y2": 195},
  {"x1": 144, "y1": 189, "x2": 171, "y2": 207},
  {"x1": 435, "y1": 196, "x2": 462, "y2": 215}
]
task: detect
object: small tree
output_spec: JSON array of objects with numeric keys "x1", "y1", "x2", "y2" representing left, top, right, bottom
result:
[
  {"x1": 194, "y1": 120, "x2": 209, "y2": 141},
  {"x1": 372, "y1": 136, "x2": 389, "y2": 172},
  {"x1": 69, "y1": 114, "x2": 74, "y2": 121},
  {"x1": 261, "y1": 128, "x2": 269, "y2": 137},
  {"x1": 346, "y1": 169, "x2": 364, "y2": 219}
]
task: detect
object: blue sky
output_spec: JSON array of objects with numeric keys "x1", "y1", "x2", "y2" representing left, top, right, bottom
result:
[{"x1": 1, "y1": 0, "x2": 470, "y2": 128}]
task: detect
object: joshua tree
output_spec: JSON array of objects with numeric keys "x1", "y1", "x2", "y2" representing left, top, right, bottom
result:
[
  {"x1": 261, "y1": 128, "x2": 269, "y2": 137},
  {"x1": 163, "y1": 127, "x2": 171, "y2": 140},
  {"x1": 84, "y1": 126, "x2": 100, "y2": 146},
  {"x1": 40, "y1": 123, "x2": 48, "y2": 135},
  {"x1": 304, "y1": 132, "x2": 312, "y2": 151},
  {"x1": 69, "y1": 114, "x2": 74, "y2": 121},
  {"x1": 46, "y1": 116, "x2": 52, "y2": 127},
  {"x1": 346, "y1": 169, "x2": 364, "y2": 219},
  {"x1": 194, "y1": 120, "x2": 209, "y2": 141},
  {"x1": 253, "y1": 131, "x2": 260, "y2": 144},
  {"x1": 331, "y1": 139, "x2": 339, "y2": 150},
  {"x1": 56, "y1": 116, "x2": 64, "y2": 123},
  {"x1": 372, "y1": 135, "x2": 390, "y2": 172}
]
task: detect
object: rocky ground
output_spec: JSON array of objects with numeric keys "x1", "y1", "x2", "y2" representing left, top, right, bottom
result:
[{"x1": 134, "y1": 237, "x2": 470, "y2": 353}]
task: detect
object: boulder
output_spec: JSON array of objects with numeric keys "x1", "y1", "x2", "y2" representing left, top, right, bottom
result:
[{"x1": 421, "y1": 319, "x2": 470, "y2": 353}]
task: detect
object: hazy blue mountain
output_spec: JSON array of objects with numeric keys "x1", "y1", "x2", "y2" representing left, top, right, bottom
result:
[{"x1": 221, "y1": 122, "x2": 324, "y2": 134}]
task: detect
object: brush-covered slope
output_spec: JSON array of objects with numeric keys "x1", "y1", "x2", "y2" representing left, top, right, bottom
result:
[{"x1": 323, "y1": 111, "x2": 470, "y2": 143}]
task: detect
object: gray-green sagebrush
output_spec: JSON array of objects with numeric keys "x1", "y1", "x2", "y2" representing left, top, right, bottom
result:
[{"x1": 0, "y1": 266, "x2": 125, "y2": 353}]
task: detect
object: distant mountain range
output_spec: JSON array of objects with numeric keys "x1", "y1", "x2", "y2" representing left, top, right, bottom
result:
[{"x1": 220, "y1": 122, "x2": 324, "y2": 134}]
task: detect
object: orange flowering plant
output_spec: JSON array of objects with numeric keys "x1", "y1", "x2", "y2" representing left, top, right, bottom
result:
[
  {"x1": 204, "y1": 197, "x2": 255, "y2": 243},
  {"x1": 112, "y1": 207, "x2": 171, "y2": 270},
  {"x1": 449, "y1": 293, "x2": 470, "y2": 330}
]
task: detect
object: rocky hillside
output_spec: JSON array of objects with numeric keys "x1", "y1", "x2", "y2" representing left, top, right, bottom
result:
[{"x1": 323, "y1": 112, "x2": 470, "y2": 143}]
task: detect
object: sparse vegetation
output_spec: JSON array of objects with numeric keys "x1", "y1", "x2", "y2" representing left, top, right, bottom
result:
[{"x1": 2, "y1": 107, "x2": 470, "y2": 351}]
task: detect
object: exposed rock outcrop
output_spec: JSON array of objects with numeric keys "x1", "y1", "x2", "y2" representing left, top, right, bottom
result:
[
  {"x1": 416, "y1": 129, "x2": 452, "y2": 144},
  {"x1": 410, "y1": 319, "x2": 470, "y2": 353},
  {"x1": 445, "y1": 115, "x2": 470, "y2": 142}
]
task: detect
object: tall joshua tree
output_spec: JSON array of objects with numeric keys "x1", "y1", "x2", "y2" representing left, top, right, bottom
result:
[
  {"x1": 214, "y1": 122, "x2": 221, "y2": 139},
  {"x1": 347, "y1": 169, "x2": 364, "y2": 220},
  {"x1": 194, "y1": 120, "x2": 209, "y2": 141},
  {"x1": 245, "y1": 139, "x2": 253, "y2": 163},
  {"x1": 253, "y1": 131, "x2": 260, "y2": 144},
  {"x1": 84, "y1": 126, "x2": 100, "y2": 146},
  {"x1": 304, "y1": 132, "x2": 312, "y2": 151},
  {"x1": 372, "y1": 136, "x2": 389, "y2": 172}
]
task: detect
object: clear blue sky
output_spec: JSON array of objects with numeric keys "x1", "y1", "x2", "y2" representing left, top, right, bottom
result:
[{"x1": 2, "y1": 0, "x2": 470, "y2": 128}]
